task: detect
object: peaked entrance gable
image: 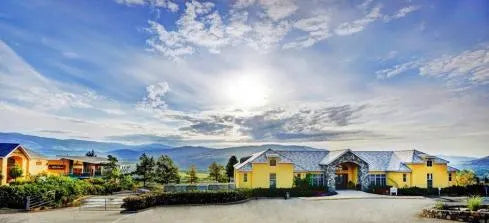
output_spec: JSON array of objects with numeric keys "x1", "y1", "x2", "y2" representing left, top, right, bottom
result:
[{"x1": 321, "y1": 149, "x2": 370, "y2": 191}]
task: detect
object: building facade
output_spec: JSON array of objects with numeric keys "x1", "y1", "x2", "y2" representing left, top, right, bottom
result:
[
  {"x1": 0, "y1": 143, "x2": 109, "y2": 185},
  {"x1": 234, "y1": 149, "x2": 458, "y2": 191}
]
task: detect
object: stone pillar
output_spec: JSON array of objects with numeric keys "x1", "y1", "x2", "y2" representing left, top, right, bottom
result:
[
  {"x1": 325, "y1": 165, "x2": 336, "y2": 192},
  {"x1": 359, "y1": 165, "x2": 369, "y2": 191}
]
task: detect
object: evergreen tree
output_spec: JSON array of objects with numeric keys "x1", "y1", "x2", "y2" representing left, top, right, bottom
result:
[
  {"x1": 208, "y1": 161, "x2": 224, "y2": 182},
  {"x1": 134, "y1": 153, "x2": 155, "y2": 187},
  {"x1": 105, "y1": 155, "x2": 120, "y2": 180},
  {"x1": 86, "y1": 149, "x2": 96, "y2": 157},
  {"x1": 187, "y1": 165, "x2": 198, "y2": 184},
  {"x1": 225, "y1": 155, "x2": 238, "y2": 182},
  {"x1": 155, "y1": 155, "x2": 180, "y2": 184}
]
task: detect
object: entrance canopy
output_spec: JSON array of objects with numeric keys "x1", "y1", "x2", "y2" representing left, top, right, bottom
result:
[{"x1": 320, "y1": 149, "x2": 370, "y2": 191}]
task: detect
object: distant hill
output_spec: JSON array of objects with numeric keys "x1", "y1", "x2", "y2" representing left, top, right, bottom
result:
[
  {"x1": 1, "y1": 132, "x2": 485, "y2": 174},
  {"x1": 0, "y1": 132, "x2": 172, "y2": 157},
  {"x1": 0, "y1": 132, "x2": 322, "y2": 170},
  {"x1": 460, "y1": 156, "x2": 489, "y2": 177},
  {"x1": 108, "y1": 145, "x2": 321, "y2": 171},
  {"x1": 437, "y1": 155, "x2": 477, "y2": 166}
]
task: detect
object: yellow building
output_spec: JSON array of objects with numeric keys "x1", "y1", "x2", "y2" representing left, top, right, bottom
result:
[
  {"x1": 1, "y1": 143, "x2": 109, "y2": 185},
  {"x1": 234, "y1": 149, "x2": 458, "y2": 191}
]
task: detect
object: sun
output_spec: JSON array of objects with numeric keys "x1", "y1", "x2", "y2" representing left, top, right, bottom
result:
[{"x1": 223, "y1": 75, "x2": 269, "y2": 109}]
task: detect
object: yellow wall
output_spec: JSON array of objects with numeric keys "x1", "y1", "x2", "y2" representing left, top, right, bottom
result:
[
  {"x1": 0, "y1": 148, "x2": 30, "y2": 185},
  {"x1": 29, "y1": 159, "x2": 49, "y2": 176},
  {"x1": 386, "y1": 172, "x2": 411, "y2": 188},
  {"x1": 234, "y1": 171, "x2": 253, "y2": 188},
  {"x1": 336, "y1": 163, "x2": 359, "y2": 184},
  {"x1": 250, "y1": 162, "x2": 294, "y2": 188},
  {"x1": 407, "y1": 163, "x2": 449, "y2": 188}
]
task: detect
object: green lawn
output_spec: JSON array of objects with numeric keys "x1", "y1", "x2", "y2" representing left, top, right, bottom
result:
[{"x1": 179, "y1": 171, "x2": 211, "y2": 183}]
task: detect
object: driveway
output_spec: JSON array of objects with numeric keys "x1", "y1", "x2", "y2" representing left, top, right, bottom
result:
[{"x1": 0, "y1": 197, "x2": 449, "y2": 223}]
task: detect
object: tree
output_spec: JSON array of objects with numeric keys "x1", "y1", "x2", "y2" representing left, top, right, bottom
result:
[
  {"x1": 225, "y1": 156, "x2": 238, "y2": 182},
  {"x1": 208, "y1": 161, "x2": 224, "y2": 182},
  {"x1": 455, "y1": 169, "x2": 477, "y2": 186},
  {"x1": 240, "y1": 156, "x2": 251, "y2": 163},
  {"x1": 134, "y1": 153, "x2": 155, "y2": 187},
  {"x1": 86, "y1": 149, "x2": 96, "y2": 157},
  {"x1": 155, "y1": 155, "x2": 180, "y2": 184},
  {"x1": 187, "y1": 165, "x2": 198, "y2": 184},
  {"x1": 9, "y1": 164, "x2": 23, "y2": 181},
  {"x1": 104, "y1": 155, "x2": 120, "y2": 180}
]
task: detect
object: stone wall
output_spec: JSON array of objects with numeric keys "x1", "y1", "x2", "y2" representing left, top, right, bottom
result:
[
  {"x1": 422, "y1": 208, "x2": 489, "y2": 222},
  {"x1": 323, "y1": 151, "x2": 370, "y2": 191}
]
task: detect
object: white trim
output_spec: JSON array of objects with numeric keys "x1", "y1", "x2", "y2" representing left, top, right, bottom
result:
[{"x1": 3, "y1": 145, "x2": 31, "y2": 159}]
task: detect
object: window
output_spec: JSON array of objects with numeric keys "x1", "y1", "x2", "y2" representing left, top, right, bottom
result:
[
  {"x1": 269, "y1": 173, "x2": 276, "y2": 188},
  {"x1": 427, "y1": 173, "x2": 433, "y2": 188},
  {"x1": 295, "y1": 173, "x2": 301, "y2": 178},
  {"x1": 448, "y1": 173, "x2": 452, "y2": 182},
  {"x1": 369, "y1": 174, "x2": 386, "y2": 186},
  {"x1": 310, "y1": 174, "x2": 324, "y2": 186},
  {"x1": 403, "y1": 174, "x2": 407, "y2": 182},
  {"x1": 427, "y1": 160, "x2": 433, "y2": 167},
  {"x1": 269, "y1": 159, "x2": 276, "y2": 166},
  {"x1": 243, "y1": 173, "x2": 248, "y2": 182},
  {"x1": 36, "y1": 161, "x2": 42, "y2": 166}
]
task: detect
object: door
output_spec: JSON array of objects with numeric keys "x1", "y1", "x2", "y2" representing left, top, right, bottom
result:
[
  {"x1": 270, "y1": 173, "x2": 277, "y2": 188},
  {"x1": 427, "y1": 173, "x2": 433, "y2": 189},
  {"x1": 335, "y1": 174, "x2": 348, "y2": 189}
]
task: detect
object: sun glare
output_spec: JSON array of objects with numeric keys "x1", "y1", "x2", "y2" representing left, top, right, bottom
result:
[{"x1": 223, "y1": 75, "x2": 269, "y2": 109}]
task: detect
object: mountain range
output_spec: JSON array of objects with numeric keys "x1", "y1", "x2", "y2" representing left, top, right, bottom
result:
[{"x1": 0, "y1": 132, "x2": 487, "y2": 175}]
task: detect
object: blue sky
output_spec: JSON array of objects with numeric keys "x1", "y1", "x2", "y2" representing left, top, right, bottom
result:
[{"x1": 0, "y1": 0, "x2": 488, "y2": 156}]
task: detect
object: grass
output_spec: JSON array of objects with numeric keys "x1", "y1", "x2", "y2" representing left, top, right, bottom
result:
[
  {"x1": 179, "y1": 171, "x2": 211, "y2": 183},
  {"x1": 467, "y1": 196, "x2": 483, "y2": 211}
]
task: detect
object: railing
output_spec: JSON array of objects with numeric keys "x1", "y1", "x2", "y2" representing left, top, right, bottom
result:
[
  {"x1": 67, "y1": 172, "x2": 103, "y2": 178},
  {"x1": 25, "y1": 190, "x2": 56, "y2": 211},
  {"x1": 79, "y1": 191, "x2": 136, "y2": 211},
  {"x1": 163, "y1": 183, "x2": 236, "y2": 193}
]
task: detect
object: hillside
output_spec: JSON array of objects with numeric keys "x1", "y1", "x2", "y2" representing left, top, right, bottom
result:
[{"x1": 460, "y1": 156, "x2": 489, "y2": 176}]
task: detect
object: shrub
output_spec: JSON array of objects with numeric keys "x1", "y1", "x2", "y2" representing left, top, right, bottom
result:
[
  {"x1": 434, "y1": 201, "x2": 447, "y2": 210},
  {"x1": 122, "y1": 191, "x2": 248, "y2": 211},
  {"x1": 467, "y1": 196, "x2": 482, "y2": 211}
]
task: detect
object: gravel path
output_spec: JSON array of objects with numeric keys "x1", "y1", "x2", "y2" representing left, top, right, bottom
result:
[{"x1": 0, "y1": 198, "x2": 450, "y2": 223}]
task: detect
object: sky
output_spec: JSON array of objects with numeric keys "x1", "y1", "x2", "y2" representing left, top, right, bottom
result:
[{"x1": 0, "y1": 0, "x2": 488, "y2": 156}]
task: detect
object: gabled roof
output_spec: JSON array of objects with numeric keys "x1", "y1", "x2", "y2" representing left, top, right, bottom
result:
[
  {"x1": 0, "y1": 143, "x2": 20, "y2": 157},
  {"x1": 319, "y1": 149, "x2": 350, "y2": 165},
  {"x1": 56, "y1": 155, "x2": 109, "y2": 164},
  {"x1": 234, "y1": 149, "x2": 327, "y2": 172},
  {"x1": 448, "y1": 166, "x2": 459, "y2": 172},
  {"x1": 0, "y1": 143, "x2": 30, "y2": 159}
]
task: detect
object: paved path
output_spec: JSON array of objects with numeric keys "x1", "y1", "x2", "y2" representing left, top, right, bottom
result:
[
  {"x1": 301, "y1": 190, "x2": 423, "y2": 200},
  {"x1": 0, "y1": 197, "x2": 449, "y2": 223}
]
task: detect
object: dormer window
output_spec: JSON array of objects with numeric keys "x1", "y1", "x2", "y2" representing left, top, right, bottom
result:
[
  {"x1": 269, "y1": 159, "x2": 277, "y2": 166},
  {"x1": 427, "y1": 159, "x2": 433, "y2": 167}
]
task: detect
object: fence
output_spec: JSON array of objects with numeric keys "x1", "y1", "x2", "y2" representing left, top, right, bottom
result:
[
  {"x1": 25, "y1": 190, "x2": 55, "y2": 211},
  {"x1": 163, "y1": 183, "x2": 236, "y2": 193},
  {"x1": 79, "y1": 191, "x2": 136, "y2": 211}
]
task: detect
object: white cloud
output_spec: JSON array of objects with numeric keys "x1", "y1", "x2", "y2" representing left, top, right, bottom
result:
[
  {"x1": 376, "y1": 60, "x2": 422, "y2": 79},
  {"x1": 283, "y1": 15, "x2": 330, "y2": 49},
  {"x1": 137, "y1": 82, "x2": 170, "y2": 112},
  {"x1": 377, "y1": 44, "x2": 489, "y2": 86},
  {"x1": 383, "y1": 5, "x2": 421, "y2": 22},
  {"x1": 115, "y1": 0, "x2": 179, "y2": 12},
  {"x1": 258, "y1": 0, "x2": 298, "y2": 21},
  {"x1": 335, "y1": 5, "x2": 382, "y2": 36}
]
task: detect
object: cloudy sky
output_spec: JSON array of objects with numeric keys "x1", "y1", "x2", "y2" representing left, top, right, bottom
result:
[{"x1": 0, "y1": 0, "x2": 488, "y2": 156}]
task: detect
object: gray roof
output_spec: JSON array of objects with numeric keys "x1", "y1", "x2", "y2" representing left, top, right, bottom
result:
[
  {"x1": 235, "y1": 148, "x2": 450, "y2": 173},
  {"x1": 0, "y1": 143, "x2": 20, "y2": 157},
  {"x1": 56, "y1": 155, "x2": 109, "y2": 164},
  {"x1": 448, "y1": 166, "x2": 459, "y2": 172}
]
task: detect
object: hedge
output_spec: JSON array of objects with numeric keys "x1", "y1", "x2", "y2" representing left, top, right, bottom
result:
[
  {"x1": 122, "y1": 191, "x2": 248, "y2": 211},
  {"x1": 397, "y1": 185, "x2": 487, "y2": 196},
  {"x1": 0, "y1": 175, "x2": 135, "y2": 209},
  {"x1": 122, "y1": 187, "x2": 334, "y2": 211}
]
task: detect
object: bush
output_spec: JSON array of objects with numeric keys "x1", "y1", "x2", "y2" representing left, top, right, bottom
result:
[
  {"x1": 434, "y1": 201, "x2": 447, "y2": 210},
  {"x1": 0, "y1": 175, "x2": 134, "y2": 209},
  {"x1": 122, "y1": 191, "x2": 248, "y2": 211},
  {"x1": 467, "y1": 196, "x2": 482, "y2": 211},
  {"x1": 396, "y1": 185, "x2": 486, "y2": 196},
  {"x1": 368, "y1": 185, "x2": 392, "y2": 195}
]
